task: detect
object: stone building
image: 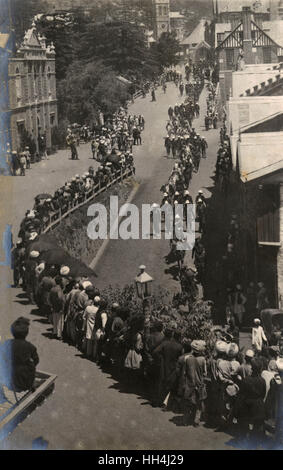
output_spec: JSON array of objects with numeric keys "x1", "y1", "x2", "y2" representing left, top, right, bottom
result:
[
  {"x1": 153, "y1": 0, "x2": 170, "y2": 39},
  {"x1": 8, "y1": 26, "x2": 58, "y2": 153},
  {"x1": 153, "y1": 0, "x2": 185, "y2": 40}
]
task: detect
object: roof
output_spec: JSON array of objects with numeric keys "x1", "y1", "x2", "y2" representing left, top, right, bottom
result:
[
  {"x1": 238, "y1": 113, "x2": 283, "y2": 182},
  {"x1": 240, "y1": 112, "x2": 283, "y2": 133},
  {"x1": 169, "y1": 11, "x2": 185, "y2": 19},
  {"x1": 181, "y1": 19, "x2": 208, "y2": 45},
  {"x1": 262, "y1": 20, "x2": 283, "y2": 47},
  {"x1": 116, "y1": 76, "x2": 132, "y2": 86},
  {"x1": 0, "y1": 33, "x2": 10, "y2": 50}
]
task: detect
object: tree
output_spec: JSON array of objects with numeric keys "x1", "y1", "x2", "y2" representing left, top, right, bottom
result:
[
  {"x1": 57, "y1": 60, "x2": 130, "y2": 124},
  {"x1": 153, "y1": 31, "x2": 181, "y2": 68},
  {"x1": 10, "y1": 0, "x2": 47, "y2": 46},
  {"x1": 36, "y1": 13, "x2": 79, "y2": 80},
  {"x1": 76, "y1": 21, "x2": 159, "y2": 79}
]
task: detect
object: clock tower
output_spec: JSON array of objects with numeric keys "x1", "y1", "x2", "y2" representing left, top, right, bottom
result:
[{"x1": 153, "y1": 0, "x2": 170, "y2": 40}]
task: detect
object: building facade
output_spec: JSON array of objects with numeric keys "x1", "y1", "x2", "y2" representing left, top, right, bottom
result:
[
  {"x1": 216, "y1": 7, "x2": 283, "y2": 104},
  {"x1": 8, "y1": 26, "x2": 58, "y2": 153},
  {"x1": 270, "y1": 0, "x2": 283, "y2": 20},
  {"x1": 153, "y1": 0, "x2": 170, "y2": 39},
  {"x1": 153, "y1": 0, "x2": 185, "y2": 40}
]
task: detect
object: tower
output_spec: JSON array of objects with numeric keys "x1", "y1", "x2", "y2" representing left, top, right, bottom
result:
[{"x1": 153, "y1": 0, "x2": 170, "y2": 40}]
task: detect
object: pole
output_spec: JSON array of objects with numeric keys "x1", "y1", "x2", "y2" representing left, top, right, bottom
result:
[{"x1": 143, "y1": 296, "x2": 151, "y2": 340}]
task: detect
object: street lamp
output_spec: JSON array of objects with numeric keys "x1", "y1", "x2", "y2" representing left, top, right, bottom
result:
[{"x1": 135, "y1": 265, "x2": 154, "y2": 300}]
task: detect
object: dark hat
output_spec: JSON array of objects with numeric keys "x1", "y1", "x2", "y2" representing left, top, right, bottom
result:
[
  {"x1": 85, "y1": 285, "x2": 95, "y2": 298},
  {"x1": 11, "y1": 317, "x2": 30, "y2": 338}
]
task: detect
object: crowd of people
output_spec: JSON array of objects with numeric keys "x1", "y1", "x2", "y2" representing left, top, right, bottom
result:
[
  {"x1": 7, "y1": 135, "x2": 48, "y2": 176},
  {"x1": 66, "y1": 107, "x2": 145, "y2": 162},
  {"x1": 6, "y1": 61, "x2": 283, "y2": 447}
]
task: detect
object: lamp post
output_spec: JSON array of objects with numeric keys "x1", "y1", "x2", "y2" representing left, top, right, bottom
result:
[{"x1": 135, "y1": 265, "x2": 154, "y2": 330}]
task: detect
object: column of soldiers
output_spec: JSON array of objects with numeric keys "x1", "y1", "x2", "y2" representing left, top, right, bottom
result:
[
  {"x1": 204, "y1": 81, "x2": 219, "y2": 131},
  {"x1": 160, "y1": 75, "x2": 208, "y2": 304}
]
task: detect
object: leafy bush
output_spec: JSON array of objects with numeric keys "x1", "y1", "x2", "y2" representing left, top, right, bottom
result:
[
  {"x1": 51, "y1": 119, "x2": 70, "y2": 150},
  {"x1": 101, "y1": 284, "x2": 213, "y2": 341}
]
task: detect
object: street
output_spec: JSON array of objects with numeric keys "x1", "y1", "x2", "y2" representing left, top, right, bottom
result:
[{"x1": 0, "y1": 81, "x2": 238, "y2": 450}]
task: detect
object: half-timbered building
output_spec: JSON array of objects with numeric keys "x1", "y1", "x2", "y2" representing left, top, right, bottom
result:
[{"x1": 215, "y1": 6, "x2": 283, "y2": 103}]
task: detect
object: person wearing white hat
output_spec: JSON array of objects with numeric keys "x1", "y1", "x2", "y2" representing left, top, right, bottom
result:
[
  {"x1": 60, "y1": 266, "x2": 70, "y2": 277},
  {"x1": 252, "y1": 318, "x2": 267, "y2": 352},
  {"x1": 238, "y1": 349, "x2": 255, "y2": 380},
  {"x1": 183, "y1": 340, "x2": 207, "y2": 427},
  {"x1": 30, "y1": 250, "x2": 40, "y2": 258}
]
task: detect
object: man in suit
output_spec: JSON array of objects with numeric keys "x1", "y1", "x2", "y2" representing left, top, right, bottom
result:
[{"x1": 153, "y1": 329, "x2": 183, "y2": 409}]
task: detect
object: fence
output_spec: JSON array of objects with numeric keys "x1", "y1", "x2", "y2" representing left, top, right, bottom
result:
[{"x1": 42, "y1": 165, "x2": 135, "y2": 234}]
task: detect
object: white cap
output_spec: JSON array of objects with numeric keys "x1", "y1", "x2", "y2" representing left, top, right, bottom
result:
[
  {"x1": 245, "y1": 349, "x2": 255, "y2": 358},
  {"x1": 60, "y1": 266, "x2": 70, "y2": 276},
  {"x1": 30, "y1": 250, "x2": 40, "y2": 258},
  {"x1": 81, "y1": 280, "x2": 92, "y2": 290}
]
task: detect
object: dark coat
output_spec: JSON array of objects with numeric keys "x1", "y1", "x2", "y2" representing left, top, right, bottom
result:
[
  {"x1": 153, "y1": 339, "x2": 183, "y2": 389},
  {"x1": 0, "y1": 339, "x2": 39, "y2": 392},
  {"x1": 234, "y1": 376, "x2": 266, "y2": 423}
]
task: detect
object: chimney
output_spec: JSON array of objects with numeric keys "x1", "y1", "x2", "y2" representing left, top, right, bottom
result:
[{"x1": 242, "y1": 7, "x2": 254, "y2": 64}]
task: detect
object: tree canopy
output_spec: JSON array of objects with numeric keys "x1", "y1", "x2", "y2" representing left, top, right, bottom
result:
[
  {"x1": 33, "y1": 9, "x2": 181, "y2": 128},
  {"x1": 153, "y1": 31, "x2": 181, "y2": 68}
]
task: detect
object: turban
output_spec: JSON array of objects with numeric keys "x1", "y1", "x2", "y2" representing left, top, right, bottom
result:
[
  {"x1": 226, "y1": 343, "x2": 239, "y2": 358},
  {"x1": 80, "y1": 280, "x2": 92, "y2": 290},
  {"x1": 191, "y1": 340, "x2": 206, "y2": 353},
  {"x1": 245, "y1": 349, "x2": 255, "y2": 359},
  {"x1": 215, "y1": 340, "x2": 228, "y2": 354},
  {"x1": 60, "y1": 266, "x2": 70, "y2": 276}
]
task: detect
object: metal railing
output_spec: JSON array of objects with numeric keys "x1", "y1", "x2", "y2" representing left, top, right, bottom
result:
[{"x1": 42, "y1": 166, "x2": 135, "y2": 234}]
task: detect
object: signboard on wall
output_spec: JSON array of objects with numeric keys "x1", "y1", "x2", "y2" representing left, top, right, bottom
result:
[{"x1": 238, "y1": 103, "x2": 250, "y2": 125}]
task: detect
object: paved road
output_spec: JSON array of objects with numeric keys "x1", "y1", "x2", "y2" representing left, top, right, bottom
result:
[
  {"x1": 0, "y1": 82, "x2": 237, "y2": 450},
  {"x1": 94, "y1": 82, "x2": 220, "y2": 294}
]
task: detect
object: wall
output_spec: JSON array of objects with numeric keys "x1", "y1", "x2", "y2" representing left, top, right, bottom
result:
[
  {"x1": 232, "y1": 67, "x2": 281, "y2": 97},
  {"x1": 227, "y1": 96, "x2": 283, "y2": 135},
  {"x1": 8, "y1": 51, "x2": 57, "y2": 152},
  {"x1": 237, "y1": 131, "x2": 283, "y2": 177},
  {"x1": 278, "y1": 182, "x2": 283, "y2": 308}
]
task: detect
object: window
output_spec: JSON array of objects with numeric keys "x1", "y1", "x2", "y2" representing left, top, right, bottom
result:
[
  {"x1": 15, "y1": 68, "x2": 22, "y2": 104},
  {"x1": 50, "y1": 114, "x2": 55, "y2": 126},
  {"x1": 226, "y1": 49, "x2": 234, "y2": 67},
  {"x1": 158, "y1": 6, "x2": 162, "y2": 16},
  {"x1": 163, "y1": 6, "x2": 168, "y2": 15}
]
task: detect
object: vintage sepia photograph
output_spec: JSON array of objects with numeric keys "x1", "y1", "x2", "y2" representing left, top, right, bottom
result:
[{"x1": 0, "y1": 0, "x2": 283, "y2": 453}]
